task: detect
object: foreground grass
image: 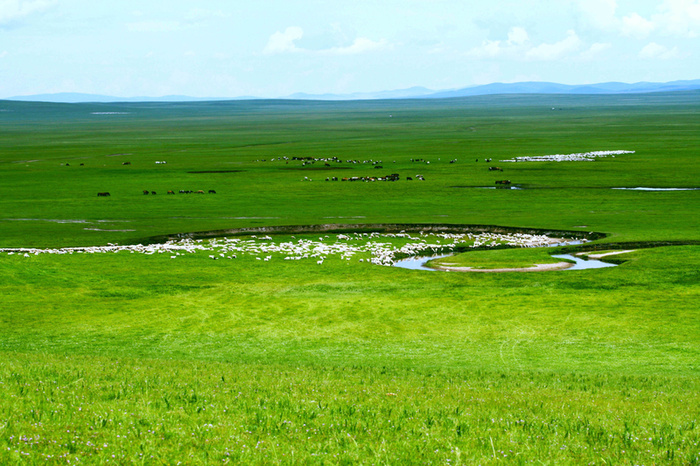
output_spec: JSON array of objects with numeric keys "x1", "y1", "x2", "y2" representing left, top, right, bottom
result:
[
  {"x1": 1, "y1": 244, "x2": 698, "y2": 375},
  {"x1": 2, "y1": 353, "x2": 699, "y2": 465},
  {"x1": 1, "y1": 243, "x2": 699, "y2": 463}
]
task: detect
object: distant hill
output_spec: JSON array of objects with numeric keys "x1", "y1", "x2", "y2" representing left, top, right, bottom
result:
[
  {"x1": 4, "y1": 80, "x2": 700, "y2": 103},
  {"x1": 286, "y1": 87, "x2": 436, "y2": 101},
  {"x1": 3, "y1": 92, "x2": 254, "y2": 103},
  {"x1": 424, "y1": 79, "x2": 700, "y2": 99}
]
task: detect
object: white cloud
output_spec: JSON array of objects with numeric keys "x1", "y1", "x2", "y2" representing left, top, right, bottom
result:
[
  {"x1": 0, "y1": 50, "x2": 7, "y2": 58},
  {"x1": 466, "y1": 39, "x2": 503, "y2": 59},
  {"x1": 0, "y1": 0, "x2": 54, "y2": 25},
  {"x1": 466, "y1": 27, "x2": 528, "y2": 59},
  {"x1": 467, "y1": 29, "x2": 587, "y2": 62},
  {"x1": 580, "y1": 42, "x2": 612, "y2": 59},
  {"x1": 574, "y1": 0, "x2": 699, "y2": 38},
  {"x1": 639, "y1": 42, "x2": 681, "y2": 59},
  {"x1": 507, "y1": 27, "x2": 529, "y2": 46},
  {"x1": 621, "y1": 13, "x2": 655, "y2": 38},
  {"x1": 575, "y1": 0, "x2": 619, "y2": 30},
  {"x1": 320, "y1": 37, "x2": 391, "y2": 55},
  {"x1": 263, "y1": 27, "x2": 390, "y2": 56},
  {"x1": 525, "y1": 30, "x2": 583, "y2": 61},
  {"x1": 654, "y1": 0, "x2": 700, "y2": 37},
  {"x1": 263, "y1": 27, "x2": 304, "y2": 54}
]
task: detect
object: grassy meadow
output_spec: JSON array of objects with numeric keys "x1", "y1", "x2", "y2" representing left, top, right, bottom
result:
[{"x1": 1, "y1": 93, "x2": 699, "y2": 464}]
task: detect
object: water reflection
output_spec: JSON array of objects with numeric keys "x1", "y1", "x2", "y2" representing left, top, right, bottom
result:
[
  {"x1": 393, "y1": 254, "x2": 453, "y2": 271},
  {"x1": 550, "y1": 254, "x2": 617, "y2": 270}
]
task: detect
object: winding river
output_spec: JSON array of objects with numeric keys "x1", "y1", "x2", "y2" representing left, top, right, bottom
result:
[{"x1": 393, "y1": 251, "x2": 618, "y2": 272}]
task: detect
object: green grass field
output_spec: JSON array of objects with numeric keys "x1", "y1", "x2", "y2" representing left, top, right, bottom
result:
[{"x1": 1, "y1": 93, "x2": 699, "y2": 464}]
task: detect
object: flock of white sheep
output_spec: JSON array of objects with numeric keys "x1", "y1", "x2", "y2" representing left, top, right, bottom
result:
[
  {"x1": 502, "y1": 150, "x2": 635, "y2": 163},
  {"x1": 0, "y1": 231, "x2": 583, "y2": 267}
]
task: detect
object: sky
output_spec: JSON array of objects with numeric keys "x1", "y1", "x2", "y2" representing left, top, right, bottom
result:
[{"x1": 1, "y1": 0, "x2": 699, "y2": 98}]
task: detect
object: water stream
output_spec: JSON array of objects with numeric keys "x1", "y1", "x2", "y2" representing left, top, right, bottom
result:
[{"x1": 393, "y1": 251, "x2": 617, "y2": 272}]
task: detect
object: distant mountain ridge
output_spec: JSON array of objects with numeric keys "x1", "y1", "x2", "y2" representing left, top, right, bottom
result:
[
  {"x1": 3, "y1": 93, "x2": 251, "y2": 103},
  {"x1": 424, "y1": 79, "x2": 700, "y2": 99},
  {"x1": 5, "y1": 79, "x2": 700, "y2": 103}
]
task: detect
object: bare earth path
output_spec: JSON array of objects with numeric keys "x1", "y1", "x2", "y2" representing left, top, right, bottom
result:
[{"x1": 432, "y1": 262, "x2": 574, "y2": 273}]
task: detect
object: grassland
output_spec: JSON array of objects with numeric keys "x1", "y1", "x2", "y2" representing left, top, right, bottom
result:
[{"x1": 1, "y1": 93, "x2": 699, "y2": 464}]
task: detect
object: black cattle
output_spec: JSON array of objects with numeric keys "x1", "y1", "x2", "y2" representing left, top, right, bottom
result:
[
  {"x1": 151, "y1": 191, "x2": 156, "y2": 195},
  {"x1": 143, "y1": 190, "x2": 149, "y2": 195},
  {"x1": 97, "y1": 192, "x2": 110, "y2": 197},
  {"x1": 122, "y1": 161, "x2": 131, "y2": 165},
  {"x1": 489, "y1": 166, "x2": 503, "y2": 172},
  {"x1": 208, "y1": 190, "x2": 216, "y2": 194}
]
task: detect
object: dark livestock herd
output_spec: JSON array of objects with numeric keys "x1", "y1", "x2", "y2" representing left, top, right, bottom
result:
[{"x1": 96, "y1": 156, "x2": 514, "y2": 197}]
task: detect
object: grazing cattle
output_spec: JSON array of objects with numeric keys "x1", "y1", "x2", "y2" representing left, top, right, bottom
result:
[
  {"x1": 143, "y1": 190, "x2": 149, "y2": 195},
  {"x1": 374, "y1": 165, "x2": 383, "y2": 169},
  {"x1": 97, "y1": 192, "x2": 110, "y2": 197},
  {"x1": 80, "y1": 163, "x2": 84, "y2": 166},
  {"x1": 489, "y1": 166, "x2": 503, "y2": 171},
  {"x1": 122, "y1": 162, "x2": 131, "y2": 165},
  {"x1": 406, "y1": 176, "x2": 412, "y2": 181},
  {"x1": 167, "y1": 190, "x2": 175, "y2": 194},
  {"x1": 208, "y1": 190, "x2": 216, "y2": 194},
  {"x1": 495, "y1": 180, "x2": 511, "y2": 185},
  {"x1": 151, "y1": 191, "x2": 156, "y2": 195},
  {"x1": 197, "y1": 190, "x2": 204, "y2": 194}
]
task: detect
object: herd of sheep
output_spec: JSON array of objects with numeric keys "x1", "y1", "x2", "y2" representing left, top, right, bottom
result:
[
  {"x1": 0, "y1": 231, "x2": 583, "y2": 267},
  {"x1": 502, "y1": 150, "x2": 635, "y2": 163}
]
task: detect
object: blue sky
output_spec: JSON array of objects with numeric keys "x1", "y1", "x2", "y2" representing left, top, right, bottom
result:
[{"x1": 1, "y1": 0, "x2": 698, "y2": 98}]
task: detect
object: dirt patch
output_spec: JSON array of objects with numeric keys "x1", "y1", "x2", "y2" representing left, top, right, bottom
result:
[
  {"x1": 577, "y1": 250, "x2": 636, "y2": 260},
  {"x1": 432, "y1": 262, "x2": 574, "y2": 273}
]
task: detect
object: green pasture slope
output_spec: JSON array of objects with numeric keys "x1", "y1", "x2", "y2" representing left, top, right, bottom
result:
[{"x1": 1, "y1": 93, "x2": 699, "y2": 464}]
